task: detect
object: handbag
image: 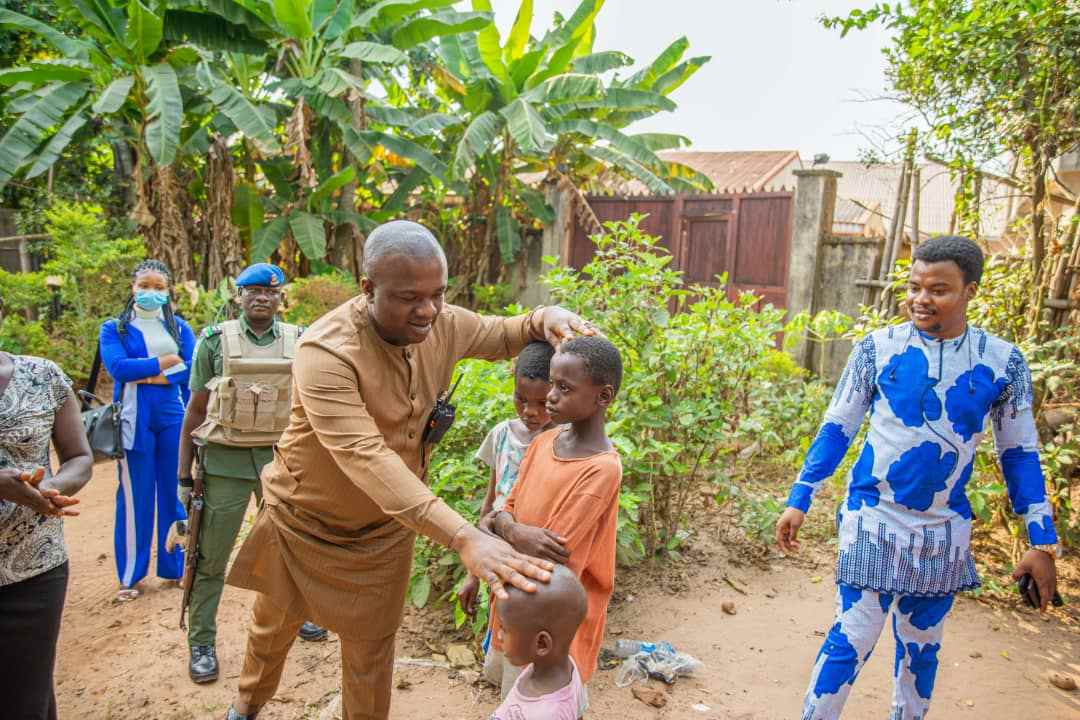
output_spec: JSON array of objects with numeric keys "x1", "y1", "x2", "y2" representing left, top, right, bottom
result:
[{"x1": 80, "y1": 344, "x2": 124, "y2": 461}]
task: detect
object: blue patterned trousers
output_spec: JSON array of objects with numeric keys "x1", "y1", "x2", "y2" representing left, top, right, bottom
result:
[{"x1": 801, "y1": 584, "x2": 954, "y2": 720}]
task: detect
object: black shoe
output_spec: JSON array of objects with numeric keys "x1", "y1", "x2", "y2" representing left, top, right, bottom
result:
[
  {"x1": 297, "y1": 620, "x2": 328, "y2": 642},
  {"x1": 224, "y1": 705, "x2": 258, "y2": 720},
  {"x1": 189, "y1": 645, "x2": 219, "y2": 684}
]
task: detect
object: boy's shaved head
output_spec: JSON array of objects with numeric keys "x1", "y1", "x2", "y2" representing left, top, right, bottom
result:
[{"x1": 501, "y1": 564, "x2": 586, "y2": 649}]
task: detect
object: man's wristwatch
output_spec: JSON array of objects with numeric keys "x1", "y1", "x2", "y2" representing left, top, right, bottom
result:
[
  {"x1": 1031, "y1": 543, "x2": 1062, "y2": 559},
  {"x1": 178, "y1": 476, "x2": 194, "y2": 488}
]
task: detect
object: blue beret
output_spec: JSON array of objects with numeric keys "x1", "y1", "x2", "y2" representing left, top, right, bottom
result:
[{"x1": 236, "y1": 263, "x2": 286, "y2": 288}]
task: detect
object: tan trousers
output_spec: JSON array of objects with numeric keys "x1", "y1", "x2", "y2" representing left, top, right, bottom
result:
[{"x1": 238, "y1": 591, "x2": 397, "y2": 720}]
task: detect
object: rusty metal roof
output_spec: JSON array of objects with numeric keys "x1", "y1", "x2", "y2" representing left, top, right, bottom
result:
[{"x1": 658, "y1": 150, "x2": 801, "y2": 193}]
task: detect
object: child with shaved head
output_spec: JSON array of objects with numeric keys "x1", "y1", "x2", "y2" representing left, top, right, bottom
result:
[{"x1": 490, "y1": 565, "x2": 588, "y2": 720}]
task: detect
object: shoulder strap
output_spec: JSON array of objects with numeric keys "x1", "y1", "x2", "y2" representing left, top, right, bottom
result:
[
  {"x1": 280, "y1": 323, "x2": 299, "y2": 359},
  {"x1": 221, "y1": 319, "x2": 244, "y2": 360},
  {"x1": 83, "y1": 343, "x2": 102, "y2": 410}
]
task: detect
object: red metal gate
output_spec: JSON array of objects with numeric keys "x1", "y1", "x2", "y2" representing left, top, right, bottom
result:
[{"x1": 569, "y1": 190, "x2": 793, "y2": 308}]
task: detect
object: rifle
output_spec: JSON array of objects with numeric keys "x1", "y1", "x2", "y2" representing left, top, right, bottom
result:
[{"x1": 178, "y1": 441, "x2": 206, "y2": 629}]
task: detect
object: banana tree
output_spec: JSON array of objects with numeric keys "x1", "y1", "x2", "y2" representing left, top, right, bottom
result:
[
  {"x1": 211, "y1": 0, "x2": 492, "y2": 272},
  {"x1": 425, "y1": 0, "x2": 711, "y2": 292},
  {"x1": 0, "y1": 0, "x2": 272, "y2": 280}
]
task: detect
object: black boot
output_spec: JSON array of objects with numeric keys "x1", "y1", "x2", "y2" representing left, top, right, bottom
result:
[
  {"x1": 297, "y1": 620, "x2": 328, "y2": 642},
  {"x1": 224, "y1": 705, "x2": 258, "y2": 720},
  {"x1": 189, "y1": 645, "x2": 219, "y2": 684}
]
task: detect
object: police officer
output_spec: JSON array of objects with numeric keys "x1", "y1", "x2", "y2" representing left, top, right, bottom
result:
[{"x1": 177, "y1": 263, "x2": 326, "y2": 684}]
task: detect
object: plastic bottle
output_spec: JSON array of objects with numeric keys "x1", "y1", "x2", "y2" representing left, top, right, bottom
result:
[{"x1": 613, "y1": 640, "x2": 654, "y2": 657}]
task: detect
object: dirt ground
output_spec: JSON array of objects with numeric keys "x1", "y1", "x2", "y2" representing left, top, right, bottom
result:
[{"x1": 55, "y1": 461, "x2": 1080, "y2": 720}]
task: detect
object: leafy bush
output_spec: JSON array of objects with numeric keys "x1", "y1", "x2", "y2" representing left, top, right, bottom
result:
[
  {"x1": 282, "y1": 273, "x2": 359, "y2": 327},
  {"x1": 544, "y1": 215, "x2": 814, "y2": 556},
  {"x1": 0, "y1": 201, "x2": 144, "y2": 383}
]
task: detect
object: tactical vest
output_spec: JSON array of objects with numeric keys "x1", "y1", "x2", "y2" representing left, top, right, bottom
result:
[{"x1": 192, "y1": 319, "x2": 298, "y2": 448}]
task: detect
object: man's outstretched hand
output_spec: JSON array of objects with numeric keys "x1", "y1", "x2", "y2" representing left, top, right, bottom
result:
[
  {"x1": 775, "y1": 507, "x2": 805, "y2": 554},
  {"x1": 1013, "y1": 548, "x2": 1058, "y2": 612},
  {"x1": 451, "y1": 525, "x2": 553, "y2": 600}
]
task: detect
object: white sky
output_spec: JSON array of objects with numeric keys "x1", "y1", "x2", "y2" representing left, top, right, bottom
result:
[{"x1": 488, "y1": 0, "x2": 906, "y2": 161}]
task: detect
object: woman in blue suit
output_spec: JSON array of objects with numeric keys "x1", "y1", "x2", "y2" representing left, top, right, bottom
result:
[{"x1": 100, "y1": 259, "x2": 196, "y2": 601}]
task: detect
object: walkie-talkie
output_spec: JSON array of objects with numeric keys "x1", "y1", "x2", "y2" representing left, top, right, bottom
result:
[{"x1": 421, "y1": 373, "x2": 464, "y2": 446}]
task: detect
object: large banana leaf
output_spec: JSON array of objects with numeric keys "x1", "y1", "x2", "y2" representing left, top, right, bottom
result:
[
  {"x1": 452, "y1": 110, "x2": 501, "y2": 178},
  {"x1": 352, "y1": 0, "x2": 457, "y2": 31},
  {"x1": 550, "y1": 119, "x2": 662, "y2": 168},
  {"x1": 508, "y1": 48, "x2": 544, "y2": 90},
  {"x1": 339, "y1": 41, "x2": 408, "y2": 63},
  {"x1": 57, "y1": 0, "x2": 125, "y2": 45},
  {"x1": 0, "y1": 81, "x2": 89, "y2": 189},
  {"x1": 524, "y1": 73, "x2": 603, "y2": 104},
  {"x1": 584, "y1": 145, "x2": 672, "y2": 194},
  {"x1": 470, "y1": 0, "x2": 507, "y2": 81},
  {"x1": 273, "y1": 0, "x2": 313, "y2": 40},
  {"x1": 571, "y1": 50, "x2": 632, "y2": 74},
  {"x1": 142, "y1": 63, "x2": 184, "y2": 166},
  {"x1": 500, "y1": 98, "x2": 552, "y2": 154},
  {"x1": 519, "y1": 185, "x2": 555, "y2": 225},
  {"x1": 543, "y1": 0, "x2": 602, "y2": 47},
  {"x1": 408, "y1": 112, "x2": 461, "y2": 137},
  {"x1": 197, "y1": 64, "x2": 279, "y2": 153},
  {"x1": 25, "y1": 100, "x2": 92, "y2": 179},
  {"x1": 0, "y1": 60, "x2": 94, "y2": 87},
  {"x1": 365, "y1": 105, "x2": 418, "y2": 128},
  {"x1": 361, "y1": 131, "x2": 447, "y2": 180},
  {"x1": 384, "y1": 166, "x2": 426, "y2": 210},
  {"x1": 653, "y1": 56, "x2": 710, "y2": 96},
  {"x1": 391, "y1": 10, "x2": 491, "y2": 50},
  {"x1": 495, "y1": 204, "x2": 521, "y2": 262},
  {"x1": 623, "y1": 36, "x2": 687, "y2": 89},
  {"x1": 92, "y1": 75, "x2": 136, "y2": 114},
  {"x1": 251, "y1": 213, "x2": 289, "y2": 261},
  {"x1": 289, "y1": 211, "x2": 327, "y2": 259},
  {"x1": 657, "y1": 160, "x2": 714, "y2": 193},
  {"x1": 503, "y1": 0, "x2": 532, "y2": 63},
  {"x1": 127, "y1": 0, "x2": 164, "y2": 61},
  {"x1": 199, "y1": 0, "x2": 276, "y2": 36},
  {"x1": 231, "y1": 181, "x2": 265, "y2": 242},
  {"x1": 0, "y1": 9, "x2": 89, "y2": 59},
  {"x1": 308, "y1": 165, "x2": 356, "y2": 212},
  {"x1": 633, "y1": 133, "x2": 691, "y2": 151},
  {"x1": 163, "y1": 10, "x2": 269, "y2": 53}
]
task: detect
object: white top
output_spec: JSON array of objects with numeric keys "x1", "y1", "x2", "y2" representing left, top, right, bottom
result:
[{"x1": 130, "y1": 307, "x2": 183, "y2": 375}]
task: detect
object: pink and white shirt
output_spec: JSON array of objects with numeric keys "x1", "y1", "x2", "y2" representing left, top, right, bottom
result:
[{"x1": 489, "y1": 658, "x2": 586, "y2": 720}]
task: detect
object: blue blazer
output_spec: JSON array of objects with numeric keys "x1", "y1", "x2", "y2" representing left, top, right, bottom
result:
[{"x1": 99, "y1": 315, "x2": 195, "y2": 448}]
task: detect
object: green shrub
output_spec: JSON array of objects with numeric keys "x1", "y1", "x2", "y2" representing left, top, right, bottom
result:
[
  {"x1": 0, "y1": 202, "x2": 143, "y2": 383},
  {"x1": 282, "y1": 273, "x2": 359, "y2": 327},
  {"x1": 544, "y1": 215, "x2": 814, "y2": 556}
]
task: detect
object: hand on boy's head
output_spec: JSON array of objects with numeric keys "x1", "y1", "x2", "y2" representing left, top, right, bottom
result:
[
  {"x1": 540, "y1": 306, "x2": 596, "y2": 349},
  {"x1": 451, "y1": 525, "x2": 553, "y2": 600}
]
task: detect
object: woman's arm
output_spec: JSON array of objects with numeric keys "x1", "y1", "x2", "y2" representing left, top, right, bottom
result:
[
  {"x1": 99, "y1": 321, "x2": 162, "y2": 383},
  {"x1": 165, "y1": 320, "x2": 196, "y2": 386},
  {"x1": 40, "y1": 388, "x2": 93, "y2": 498}
]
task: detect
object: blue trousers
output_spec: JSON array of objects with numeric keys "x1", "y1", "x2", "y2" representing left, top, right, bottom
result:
[
  {"x1": 802, "y1": 584, "x2": 954, "y2": 720},
  {"x1": 114, "y1": 389, "x2": 186, "y2": 587}
]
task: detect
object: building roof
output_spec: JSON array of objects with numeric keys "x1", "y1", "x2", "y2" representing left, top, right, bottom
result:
[{"x1": 586, "y1": 149, "x2": 800, "y2": 195}]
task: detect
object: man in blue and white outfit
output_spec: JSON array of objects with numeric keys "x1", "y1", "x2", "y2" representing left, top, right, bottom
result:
[{"x1": 776, "y1": 236, "x2": 1059, "y2": 720}]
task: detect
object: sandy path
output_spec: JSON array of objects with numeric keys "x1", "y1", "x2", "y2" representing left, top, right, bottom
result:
[{"x1": 55, "y1": 461, "x2": 1080, "y2": 719}]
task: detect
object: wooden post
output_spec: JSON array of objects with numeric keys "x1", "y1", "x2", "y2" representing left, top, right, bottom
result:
[{"x1": 910, "y1": 166, "x2": 922, "y2": 247}]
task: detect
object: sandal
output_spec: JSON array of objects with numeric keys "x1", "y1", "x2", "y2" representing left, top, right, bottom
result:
[{"x1": 116, "y1": 587, "x2": 141, "y2": 602}]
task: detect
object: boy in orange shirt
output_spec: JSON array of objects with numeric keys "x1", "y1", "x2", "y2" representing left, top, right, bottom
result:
[{"x1": 481, "y1": 336, "x2": 623, "y2": 698}]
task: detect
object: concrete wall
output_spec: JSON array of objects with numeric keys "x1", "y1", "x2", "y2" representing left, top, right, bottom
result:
[
  {"x1": 816, "y1": 236, "x2": 883, "y2": 378},
  {"x1": 517, "y1": 182, "x2": 572, "y2": 308}
]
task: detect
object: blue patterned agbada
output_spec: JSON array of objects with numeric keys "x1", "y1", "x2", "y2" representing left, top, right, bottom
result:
[{"x1": 791, "y1": 322, "x2": 1057, "y2": 720}]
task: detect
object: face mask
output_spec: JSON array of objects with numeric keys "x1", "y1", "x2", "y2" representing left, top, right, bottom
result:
[{"x1": 134, "y1": 290, "x2": 169, "y2": 311}]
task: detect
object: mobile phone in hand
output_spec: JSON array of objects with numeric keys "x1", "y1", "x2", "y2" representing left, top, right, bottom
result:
[{"x1": 1017, "y1": 573, "x2": 1065, "y2": 608}]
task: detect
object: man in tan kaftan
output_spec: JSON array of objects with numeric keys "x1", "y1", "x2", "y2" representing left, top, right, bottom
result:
[{"x1": 223, "y1": 221, "x2": 592, "y2": 720}]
